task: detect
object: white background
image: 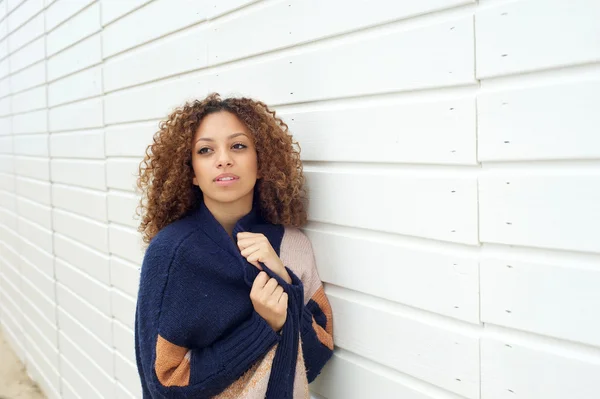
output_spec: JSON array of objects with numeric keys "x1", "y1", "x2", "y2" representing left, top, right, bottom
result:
[{"x1": 0, "y1": 0, "x2": 599, "y2": 398}]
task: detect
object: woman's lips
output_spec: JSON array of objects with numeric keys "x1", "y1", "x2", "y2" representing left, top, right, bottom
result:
[{"x1": 214, "y1": 177, "x2": 239, "y2": 186}]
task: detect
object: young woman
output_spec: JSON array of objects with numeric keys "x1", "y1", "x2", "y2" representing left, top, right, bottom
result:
[{"x1": 134, "y1": 93, "x2": 334, "y2": 398}]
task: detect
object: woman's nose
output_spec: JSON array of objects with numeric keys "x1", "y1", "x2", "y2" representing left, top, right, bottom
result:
[{"x1": 216, "y1": 152, "x2": 233, "y2": 167}]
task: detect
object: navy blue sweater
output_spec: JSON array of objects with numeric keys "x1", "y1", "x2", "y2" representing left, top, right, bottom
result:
[{"x1": 134, "y1": 199, "x2": 334, "y2": 398}]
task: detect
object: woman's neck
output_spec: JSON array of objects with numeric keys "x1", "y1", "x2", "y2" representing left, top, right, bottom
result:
[{"x1": 204, "y1": 196, "x2": 253, "y2": 239}]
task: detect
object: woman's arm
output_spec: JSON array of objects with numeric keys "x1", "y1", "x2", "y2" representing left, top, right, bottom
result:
[
  {"x1": 146, "y1": 311, "x2": 280, "y2": 398},
  {"x1": 279, "y1": 228, "x2": 335, "y2": 383},
  {"x1": 135, "y1": 235, "x2": 281, "y2": 399}
]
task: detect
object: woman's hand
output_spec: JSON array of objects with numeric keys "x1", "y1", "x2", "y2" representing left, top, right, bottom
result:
[
  {"x1": 250, "y1": 271, "x2": 288, "y2": 332},
  {"x1": 237, "y1": 232, "x2": 292, "y2": 284}
]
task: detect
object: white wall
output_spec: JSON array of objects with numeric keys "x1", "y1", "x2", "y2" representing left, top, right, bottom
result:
[{"x1": 0, "y1": 0, "x2": 599, "y2": 398}]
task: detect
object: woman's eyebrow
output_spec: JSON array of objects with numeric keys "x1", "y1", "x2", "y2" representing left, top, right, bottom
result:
[{"x1": 196, "y1": 132, "x2": 247, "y2": 143}]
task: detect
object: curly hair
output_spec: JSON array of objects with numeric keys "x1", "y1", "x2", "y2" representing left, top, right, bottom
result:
[{"x1": 136, "y1": 93, "x2": 308, "y2": 245}]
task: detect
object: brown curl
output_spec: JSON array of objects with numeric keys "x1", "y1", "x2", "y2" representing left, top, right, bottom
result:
[{"x1": 136, "y1": 92, "x2": 308, "y2": 246}]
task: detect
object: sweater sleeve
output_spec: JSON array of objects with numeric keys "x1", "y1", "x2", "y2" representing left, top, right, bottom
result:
[
  {"x1": 298, "y1": 276, "x2": 334, "y2": 382},
  {"x1": 279, "y1": 228, "x2": 335, "y2": 383},
  {"x1": 135, "y1": 235, "x2": 282, "y2": 399},
  {"x1": 148, "y1": 311, "x2": 281, "y2": 398}
]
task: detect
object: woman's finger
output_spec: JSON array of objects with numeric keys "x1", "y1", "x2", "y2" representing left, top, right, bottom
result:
[{"x1": 240, "y1": 243, "x2": 261, "y2": 258}]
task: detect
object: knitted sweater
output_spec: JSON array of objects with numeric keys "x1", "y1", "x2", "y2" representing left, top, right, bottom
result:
[{"x1": 134, "y1": 199, "x2": 334, "y2": 398}]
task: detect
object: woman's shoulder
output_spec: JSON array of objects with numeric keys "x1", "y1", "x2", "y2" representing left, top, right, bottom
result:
[
  {"x1": 280, "y1": 226, "x2": 313, "y2": 251},
  {"x1": 280, "y1": 226, "x2": 315, "y2": 273},
  {"x1": 145, "y1": 212, "x2": 203, "y2": 259}
]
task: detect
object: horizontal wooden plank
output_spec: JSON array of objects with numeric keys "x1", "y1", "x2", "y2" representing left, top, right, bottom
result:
[
  {"x1": 56, "y1": 257, "x2": 111, "y2": 316},
  {"x1": 481, "y1": 255, "x2": 600, "y2": 347},
  {"x1": 9, "y1": 60, "x2": 44, "y2": 93},
  {"x1": 49, "y1": 97, "x2": 103, "y2": 132},
  {"x1": 14, "y1": 155, "x2": 49, "y2": 184},
  {"x1": 481, "y1": 336, "x2": 600, "y2": 398},
  {"x1": 476, "y1": 0, "x2": 600, "y2": 78},
  {"x1": 61, "y1": 379, "x2": 80, "y2": 399},
  {"x1": 209, "y1": 0, "x2": 472, "y2": 65},
  {"x1": 107, "y1": 190, "x2": 139, "y2": 228},
  {"x1": 19, "y1": 293, "x2": 58, "y2": 349},
  {"x1": 103, "y1": 23, "x2": 208, "y2": 92},
  {"x1": 105, "y1": 17, "x2": 475, "y2": 124},
  {"x1": 48, "y1": 65, "x2": 102, "y2": 106},
  {"x1": 0, "y1": 99, "x2": 10, "y2": 117},
  {"x1": 306, "y1": 227, "x2": 479, "y2": 323},
  {"x1": 0, "y1": 136, "x2": 12, "y2": 153},
  {"x1": 47, "y1": 33, "x2": 102, "y2": 82},
  {"x1": 207, "y1": 0, "x2": 257, "y2": 19},
  {"x1": 54, "y1": 232, "x2": 110, "y2": 285},
  {"x1": 102, "y1": 0, "x2": 207, "y2": 57},
  {"x1": 112, "y1": 319, "x2": 135, "y2": 366},
  {"x1": 52, "y1": 183, "x2": 107, "y2": 222},
  {"x1": 7, "y1": 11, "x2": 43, "y2": 54},
  {"x1": 110, "y1": 257, "x2": 140, "y2": 298},
  {"x1": 0, "y1": 190, "x2": 15, "y2": 211},
  {"x1": 46, "y1": 1, "x2": 100, "y2": 57},
  {"x1": 60, "y1": 354, "x2": 104, "y2": 399},
  {"x1": 0, "y1": 36, "x2": 7, "y2": 60},
  {"x1": 11, "y1": 84, "x2": 46, "y2": 114},
  {"x1": 479, "y1": 172, "x2": 600, "y2": 253},
  {"x1": 0, "y1": 154, "x2": 14, "y2": 173},
  {"x1": 305, "y1": 169, "x2": 479, "y2": 244},
  {"x1": 58, "y1": 307, "x2": 114, "y2": 378},
  {"x1": 52, "y1": 208, "x2": 108, "y2": 252},
  {"x1": 282, "y1": 97, "x2": 476, "y2": 165},
  {"x1": 50, "y1": 159, "x2": 105, "y2": 190},
  {"x1": 0, "y1": 57, "x2": 6, "y2": 79},
  {"x1": 0, "y1": 224, "x2": 20, "y2": 252},
  {"x1": 108, "y1": 224, "x2": 144, "y2": 264},
  {"x1": 103, "y1": 73, "x2": 207, "y2": 123},
  {"x1": 23, "y1": 334, "x2": 61, "y2": 395},
  {"x1": 105, "y1": 120, "x2": 156, "y2": 157},
  {"x1": 9, "y1": 35, "x2": 44, "y2": 73},
  {"x1": 111, "y1": 288, "x2": 135, "y2": 328},
  {"x1": 0, "y1": 172, "x2": 15, "y2": 191},
  {"x1": 16, "y1": 195, "x2": 51, "y2": 228},
  {"x1": 210, "y1": 17, "x2": 474, "y2": 105},
  {"x1": 312, "y1": 351, "x2": 458, "y2": 399},
  {"x1": 18, "y1": 235, "x2": 53, "y2": 278},
  {"x1": 12, "y1": 109, "x2": 47, "y2": 134},
  {"x1": 115, "y1": 351, "x2": 142, "y2": 397},
  {"x1": 21, "y1": 305, "x2": 59, "y2": 369},
  {"x1": 479, "y1": 80, "x2": 600, "y2": 161},
  {"x1": 106, "y1": 158, "x2": 140, "y2": 192},
  {"x1": 0, "y1": 75, "x2": 9, "y2": 97},
  {"x1": 0, "y1": 208, "x2": 18, "y2": 231},
  {"x1": 329, "y1": 291, "x2": 479, "y2": 398},
  {"x1": 0, "y1": 312, "x2": 26, "y2": 366},
  {"x1": 0, "y1": 1, "x2": 7, "y2": 20},
  {"x1": 58, "y1": 330, "x2": 115, "y2": 398},
  {"x1": 7, "y1": 0, "x2": 43, "y2": 34},
  {"x1": 45, "y1": 0, "x2": 95, "y2": 32},
  {"x1": 21, "y1": 257, "x2": 54, "y2": 303},
  {"x1": 16, "y1": 176, "x2": 51, "y2": 205},
  {"x1": 21, "y1": 274, "x2": 56, "y2": 325},
  {"x1": 17, "y1": 214, "x2": 52, "y2": 252},
  {"x1": 50, "y1": 129, "x2": 105, "y2": 159},
  {"x1": 100, "y1": 0, "x2": 151, "y2": 26},
  {"x1": 56, "y1": 282, "x2": 112, "y2": 344},
  {"x1": 13, "y1": 133, "x2": 48, "y2": 156}
]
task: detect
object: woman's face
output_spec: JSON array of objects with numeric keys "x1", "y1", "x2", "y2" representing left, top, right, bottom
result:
[{"x1": 191, "y1": 111, "x2": 259, "y2": 208}]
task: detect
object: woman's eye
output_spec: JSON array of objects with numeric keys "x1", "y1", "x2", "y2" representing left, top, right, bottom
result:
[
  {"x1": 232, "y1": 143, "x2": 247, "y2": 150},
  {"x1": 197, "y1": 148, "x2": 211, "y2": 155}
]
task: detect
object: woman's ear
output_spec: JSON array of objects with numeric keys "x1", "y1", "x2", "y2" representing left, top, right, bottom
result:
[{"x1": 192, "y1": 176, "x2": 198, "y2": 186}]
